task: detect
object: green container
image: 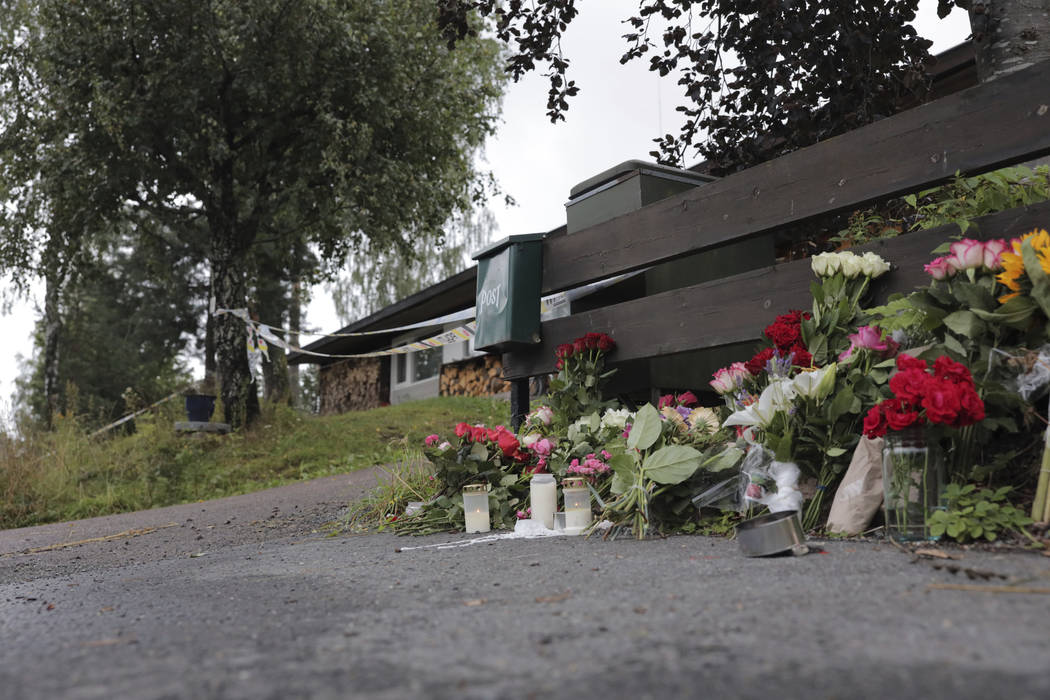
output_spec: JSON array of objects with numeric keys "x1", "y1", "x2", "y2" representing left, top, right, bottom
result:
[{"x1": 472, "y1": 233, "x2": 545, "y2": 352}]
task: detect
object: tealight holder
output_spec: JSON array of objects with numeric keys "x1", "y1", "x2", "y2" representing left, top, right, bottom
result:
[
  {"x1": 462, "y1": 484, "x2": 490, "y2": 533},
  {"x1": 562, "y1": 477, "x2": 592, "y2": 532}
]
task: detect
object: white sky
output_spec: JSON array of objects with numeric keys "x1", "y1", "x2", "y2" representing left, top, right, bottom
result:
[{"x1": 0, "y1": 2, "x2": 970, "y2": 410}]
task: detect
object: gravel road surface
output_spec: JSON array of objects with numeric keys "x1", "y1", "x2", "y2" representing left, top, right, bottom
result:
[{"x1": 2, "y1": 470, "x2": 1049, "y2": 700}]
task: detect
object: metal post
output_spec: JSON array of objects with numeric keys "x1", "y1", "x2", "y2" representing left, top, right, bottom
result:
[{"x1": 510, "y1": 377, "x2": 530, "y2": 432}]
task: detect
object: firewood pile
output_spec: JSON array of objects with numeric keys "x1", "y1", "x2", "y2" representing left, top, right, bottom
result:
[
  {"x1": 440, "y1": 355, "x2": 507, "y2": 397},
  {"x1": 319, "y1": 357, "x2": 387, "y2": 414}
]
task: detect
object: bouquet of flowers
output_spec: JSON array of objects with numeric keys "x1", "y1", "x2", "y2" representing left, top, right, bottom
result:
[
  {"x1": 546, "y1": 332, "x2": 618, "y2": 429},
  {"x1": 862, "y1": 355, "x2": 986, "y2": 439}
]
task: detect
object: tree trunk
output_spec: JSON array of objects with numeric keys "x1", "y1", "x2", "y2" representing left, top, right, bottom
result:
[
  {"x1": 42, "y1": 263, "x2": 64, "y2": 429},
  {"x1": 212, "y1": 239, "x2": 260, "y2": 429},
  {"x1": 204, "y1": 273, "x2": 217, "y2": 393},
  {"x1": 288, "y1": 276, "x2": 302, "y2": 407},
  {"x1": 969, "y1": 1, "x2": 1050, "y2": 83}
]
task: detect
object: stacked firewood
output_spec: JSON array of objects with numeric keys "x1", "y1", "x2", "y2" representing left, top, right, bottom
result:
[
  {"x1": 440, "y1": 355, "x2": 506, "y2": 397},
  {"x1": 319, "y1": 358, "x2": 386, "y2": 414}
]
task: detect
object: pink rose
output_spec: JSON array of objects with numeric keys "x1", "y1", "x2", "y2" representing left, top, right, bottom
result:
[
  {"x1": 532, "y1": 438, "x2": 553, "y2": 457},
  {"x1": 424, "y1": 434, "x2": 440, "y2": 447},
  {"x1": 947, "y1": 239, "x2": 985, "y2": 271},
  {"x1": 710, "y1": 367, "x2": 736, "y2": 394},
  {"x1": 983, "y1": 238, "x2": 1009, "y2": 271},
  {"x1": 924, "y1": 256, "x2": 953, "y2": 280}
]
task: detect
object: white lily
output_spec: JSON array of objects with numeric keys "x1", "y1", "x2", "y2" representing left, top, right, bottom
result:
[
  {"x1": 722, "y1": 379, "x2": 796, "y2": 430},
  {"x1": 792, "y1": 363, "x2": 836, "y2": 401}
]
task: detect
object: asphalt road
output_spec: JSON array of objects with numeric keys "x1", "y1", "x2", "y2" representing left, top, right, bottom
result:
[{"x1": 2, "y1": 471, "x2": 1050, "y2": 700}]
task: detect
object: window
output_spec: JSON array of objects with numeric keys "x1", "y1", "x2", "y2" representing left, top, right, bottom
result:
[
  {"x1": 396, "y1": 353, "x2": 407, "y2": 384},
  {"x1": 413, "y1": 347, "x2": 441, "y2": 382}
]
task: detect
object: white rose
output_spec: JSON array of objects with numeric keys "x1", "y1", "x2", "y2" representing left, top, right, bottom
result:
[
  {"x1": 811, "y1": 252, "x2": 840, "y2": 277},
  {"x1": 860, "y1": 251, "x2": 890, "y2": 278},
  {"x1": 839, "y1": 253, "x2": 864, "y2": 279},
  {"x1": 600, "y1": 408, "x2": 630, "y2": 431}
]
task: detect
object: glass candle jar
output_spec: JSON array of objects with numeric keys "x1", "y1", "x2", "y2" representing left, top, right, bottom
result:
[
  {"x1": 530, "y1": 473, "x2": 557, "y2": 529},
  {"x1": 562, "y1": 477, "x2": 592, "y2": 531},
  {"x1": 462, "y1": 484, "x2": 490, "y2": 533}
]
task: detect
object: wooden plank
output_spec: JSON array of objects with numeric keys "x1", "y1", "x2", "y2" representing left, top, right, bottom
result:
[
  {"x1": 503, "y1": 200, "x2": 1050, "y2": 379},
  {"x1": 541, "y1": 60, "x2": 1050, "y2": 295}
]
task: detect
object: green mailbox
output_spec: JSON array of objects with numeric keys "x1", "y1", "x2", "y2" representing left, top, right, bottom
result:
[{"x1": 472, "y1": 233, "x2": 545, "y2": 352}]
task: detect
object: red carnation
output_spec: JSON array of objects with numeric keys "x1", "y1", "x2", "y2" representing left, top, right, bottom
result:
[
  {"x1": 889, "y1": 368, "x2": 928, "y2": 406},
  {"x1": 896, "y1": 354, "x2": 928, "y2": 372},
  {"x1": 921, "y1": 379, "x2": 963, "y2": 426},
  {"x1": 789, "y1": 344, "x2": 812, "y2": 369},
  {"x1": 863, "y1": 403, "x2": 888, "y2": 439},
  {"x1": 883, "y1": 398, "x2": 922, "y2": 431},
  {"x1": 958, "y1": 387, "x2": 986, "y2": 425},
  {"x1": 933, "y1": 355, "x2": 972, "y2": 384},
  {"x1": 746, "y1": 348, "x2": 776, "y2": 376}
]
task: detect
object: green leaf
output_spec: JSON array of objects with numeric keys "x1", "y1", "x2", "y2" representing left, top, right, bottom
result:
[
  {"x1": 947, "y1": 521, "x2": 965, "y2": 538},
  {"x1": 702, "y1": 446, "x2": 745, "y2": 473},
  {"x1": 827, "y1": 385, "x2": 855, "y2": 421},
  {"x1": 825, "y1": 446, "x2": 847, "y2": 457},
  {"x1": 610, "y1": 471, "x2": 629, "y2": 496},
  {"x1": 1021, "y1": 238, "x2": 1050, "y2": 317},
  {"x1": 468, "y1": 442, "x2": 489, "y2": 462},
  {"x1": 627, "y1": 403, "x2": 662, "y2": 452},
  {"x1": 942, "y1": 333, "x2": 966, "y2": 357},
  {"x1": 930, "y1": 241, "x2": 950, "y2": 254},
  {"x1": 499, "y1": 474, "x2": 518, "y2": 487},
  {"x1": 942, "y1": 310, "x2": 985, "y2": 337},
  {"x1": 642, "y1": 445, "x2": 703, "y2": 485},
  {"x1": 607, "y1": 452, "x2": 638, "y2": 479}
]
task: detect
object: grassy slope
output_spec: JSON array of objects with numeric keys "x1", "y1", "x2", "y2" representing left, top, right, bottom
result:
[{"x1": 0, "y1": 396, "x2": 509, "y2": 530}]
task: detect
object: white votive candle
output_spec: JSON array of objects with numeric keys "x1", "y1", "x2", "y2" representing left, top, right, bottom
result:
[
  {"x1": 562, "y1": 477, "x2": 592, "y2": 532},
  {"x1": 530, "y1": 473, "x2": 557, "y2": 529},
  {"x1": 462, "y1": 484, "x2": 490, "y2": 533}
]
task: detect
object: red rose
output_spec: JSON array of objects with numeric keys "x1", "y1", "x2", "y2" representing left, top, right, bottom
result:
[
  {"x1": 883, "y1": 398, "x2": 923, "y2": 431},
  {"x1": 933, "y1": 355, "x2": 972, "y2": 385},
  {"x1": 921, "y1": 378, "x2": 962, "y2": 425},
  {"x1": 555, "y1": 343, "x2": 574, "y2": 359},
  {"x1": 497, "y1": 430, "x2": 520, "y2": 457},
  {"x1": 470, "y1": 426, "x2": 487, "y2": 443},
  {"x1": 487, "y1": 427, "x2": 500, "y2": 443},
  {"x1": 584, "y1": 333, "x2": 601, "y2": 350},
  {"x1": 957, "y1": 387, "x2": 986, "y2": 426},
  {"x1": 765, "y1": 321, "x2": 800, "y2": 350},
  {"x1": 573, "y1": 339, "x2": 586, "y2": 353},
  {"x1": 863, "y1": 403, "x2": 888, "y2": 439},
  {"x1": 889, "y1": 369, "x2": 928, "y2": 405},
  {"x1": 896, "y1": 354, "x2": 928, "y2": 372},
  {"x1": 597, "y1": 334, "x2": 615, "y2": 351},
  {"x1": 555, "y1": 358, "x2": 564, "y2": 370},
  {"x1": 746, "y1": 348, "x2": 776, "y2": 376},
  {"x1": 657, "y1": 394, "x2": 675, "y2": 409},
  {"x1": 454, "y1": 422, "x2": 472, "y2": 439}
]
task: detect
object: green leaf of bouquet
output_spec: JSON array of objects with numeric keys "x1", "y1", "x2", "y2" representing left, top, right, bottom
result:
[
  {"x1": 468, "y1": 442, "x2": 489, "y2": 462},
  {"x1": 607, "y1": 451, "x2": 637, "y2": 479},
  {"x1": 642, "y1": 445, "x2": 703, "y2": 485},
  {"x1": 943, "y1": 333, "x2": 967, "y2": 357},
  {"x1": 942, "y1": 310, "x2": 985, "y2": 338},
  {"x1": 827, "y1": 384, "x2": 855, "y2": 420},
  {"x1": 872, "y1": 358, "x2": 898, "y2": 369},
  {"x1": 825, "y1": 446, "x2": 848, "y2": 457},
  {"x1": 930, "y1": 241, "x2": 951, "y2": 254},
  {"x1": 950, "y1": 281, "x2": 997, "y2": 311},
  {"x1": 627, "y1": 404, "x2": 662, "y2": 452},
  {"x1": 499, "y1": 474, "x2": 518, "y2": 487},
  {"x1": 610, "y1": 471, "x2": 629, "y2": 495},
  {"x1": 702, "y1": 446, "x2": 745, "y2": 473},
  {"x1": 1021, "y1": 238, "x2": 1050, "y2": 318}
]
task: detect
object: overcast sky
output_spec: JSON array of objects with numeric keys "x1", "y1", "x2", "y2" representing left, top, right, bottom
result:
[{"x1": 0, "y1": 2, "x2": 971, "y2": 412}]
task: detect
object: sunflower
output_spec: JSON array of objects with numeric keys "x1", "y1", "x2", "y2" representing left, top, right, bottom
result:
[{"x1": 996, "y1": 229, "x2": 1050, "y2": 304}]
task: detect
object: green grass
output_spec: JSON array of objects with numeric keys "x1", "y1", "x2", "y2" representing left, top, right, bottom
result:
[{"x1": 0, "y1": 396, "x2": 509, "y2": 530}]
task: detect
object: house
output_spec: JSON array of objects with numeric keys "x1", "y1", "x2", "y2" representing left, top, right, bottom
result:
[{"x1": 289, "y1": 43, "x2": 979, "y2": 413}]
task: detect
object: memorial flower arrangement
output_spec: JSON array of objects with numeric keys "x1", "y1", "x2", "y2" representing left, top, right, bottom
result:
[{"x1": 546, "y1": 332, "x2": 618, "y2": 428}]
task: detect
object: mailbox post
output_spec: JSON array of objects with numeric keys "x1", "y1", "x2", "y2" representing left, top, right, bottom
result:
[{"x1": 472, "y1": 233, "x2": 545, "y2": 428}]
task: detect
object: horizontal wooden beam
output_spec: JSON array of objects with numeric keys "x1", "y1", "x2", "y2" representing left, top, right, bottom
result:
[
  {"x1": 541, "y1": 60, "x2": 1050, "y2": 295},
  {"x1": 503, "y1": 200, "x2": 1050, "y2": 379}
]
